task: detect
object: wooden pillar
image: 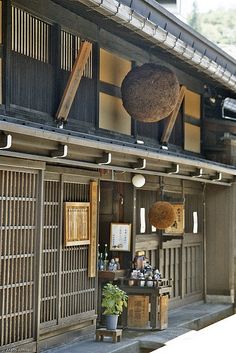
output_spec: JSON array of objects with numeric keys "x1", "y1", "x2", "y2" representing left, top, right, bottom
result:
[
  {"x1": 2, "y1": 0, "x2": 11, "y2": 111},
  {"x1": 203, "y1": 183, "x2": 207, "y2": 302},
  {"x1": 51, "y1": 24, "x2": 61, "y2": 115},
  {"x1": 35, "y1": 170, "x2": 44, "y2": 344},
  {"x1": 57, "y1": 174, "x2": 64, "y2": 324}
]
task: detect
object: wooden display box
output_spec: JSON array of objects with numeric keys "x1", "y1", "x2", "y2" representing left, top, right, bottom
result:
[{"x1": 127, "y1": 295, "x2": 149, "y2": 329}]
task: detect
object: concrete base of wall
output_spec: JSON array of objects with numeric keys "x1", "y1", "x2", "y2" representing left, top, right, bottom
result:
[{"x1": 206, "y1": 294, "x2": 234, "y2": 304}]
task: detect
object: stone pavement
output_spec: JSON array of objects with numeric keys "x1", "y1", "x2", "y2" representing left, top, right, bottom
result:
[{"x1": 40, "y1": 301, "x2": 233, "y2": 353}]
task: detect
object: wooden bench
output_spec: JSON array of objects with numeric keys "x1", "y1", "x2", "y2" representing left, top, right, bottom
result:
[{"x1": 96, "y1": 328, "x2": 122, "y2": 343}]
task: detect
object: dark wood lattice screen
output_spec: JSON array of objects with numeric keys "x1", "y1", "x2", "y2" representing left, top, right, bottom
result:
[
  {"x1": 41, "y1": 180, "x2": 60, "y2": 325},
  {"x1": 0, "y1": 169, "x2": 37, "y2": 346},
  {"x1": 40, "y1": 179, "x2": 96, "y2": 328},
  {"x1": 61, "y1": 182, "x2": 95, "y2": 318}
]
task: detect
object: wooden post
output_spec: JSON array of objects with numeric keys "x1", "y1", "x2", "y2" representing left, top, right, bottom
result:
[
  {"x1": 35, "y1": 170, "x2": 44, "y2": 344},
  {"x1": 161, "y1": 86, "x2": 186, "y2": 144},
  {"x1": 57, "y1": 174, "x2": 64, "y2": 323},
  {"x1": 56, "y1": 40, "x2": 92, "y2": 122},
  {"x1": 88, "y1": 180, "x2": 98, "y2": 277},
  {"x1": 51, "y1": 24, "x2": 61, "y2": 115},
  {"x1": 203, "y1": 183, "x2": 207, "y2": 302}
]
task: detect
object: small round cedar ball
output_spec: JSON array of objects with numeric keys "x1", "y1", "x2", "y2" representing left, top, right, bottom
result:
[
  {"x1": 121, "y1": 63, "x2": 179, "y2": 123},
  {"x1": 148, "y1": 201, "x2": 176, "y2": 230}
]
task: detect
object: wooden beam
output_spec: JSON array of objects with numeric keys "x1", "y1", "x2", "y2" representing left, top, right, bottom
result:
[
  {"x1": 161, "y1": 86, "x2": 186, "y2": 144},
  {"x1": 56, "y1": 41, "x2": 92, "y2": 122}
]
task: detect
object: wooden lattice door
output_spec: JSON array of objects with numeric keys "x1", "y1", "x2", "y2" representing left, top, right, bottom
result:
[{"x1": 0, "y1": 169, "x2": 38, "y2": 347}]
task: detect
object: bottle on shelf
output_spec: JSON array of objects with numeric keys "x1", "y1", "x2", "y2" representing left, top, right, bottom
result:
[
  {"x1": 104, "y1": 243, "x2": 108, "y2": 271},
  {"x1": 99, "y1": 252, "x2": 104, "y2": 271},
  {"x1": 97, "y1": 244, "x2": 100, "y2": 270}
]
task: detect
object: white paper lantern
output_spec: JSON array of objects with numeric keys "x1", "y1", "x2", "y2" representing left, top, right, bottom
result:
[{"x1": 132, "y1": 174, "x2": 145, "y2": 188}]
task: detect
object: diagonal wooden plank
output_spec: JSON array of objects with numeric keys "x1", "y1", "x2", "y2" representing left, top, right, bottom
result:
[
  {"x1": 56, "y1": 40, "x2": 92, "y2": 122},
  {"x1": 161, "y1": 85, "x2": 186, "y2": 144}
]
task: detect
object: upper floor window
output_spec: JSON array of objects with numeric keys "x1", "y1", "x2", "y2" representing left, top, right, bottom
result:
[
  {"x1": 99, "y1": 49, "x2": 131, "y2": 135},
  {"x1": 12, "y1": 6, "x2": 50, "y2": 63},
  {"x1": 184, "y1": 89, "x2": 201, "y2": 153},
  {"x1": 60, "y1": 29, "x2": 92, "y2": 79}
]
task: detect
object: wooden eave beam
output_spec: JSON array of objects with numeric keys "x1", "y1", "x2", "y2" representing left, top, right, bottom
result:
[
  {"x1": 161, "y1": 85, "x2": 186, "y2": 144},
  {"x1": 56, "y1": 40, "x2": 92, "y2": 122}
]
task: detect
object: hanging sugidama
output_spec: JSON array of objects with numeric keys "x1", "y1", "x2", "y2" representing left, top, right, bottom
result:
[
  {"x1": 148, "y1": 201, "x2": 176, "y2": 230},
  {"x1": 121, "y1": 63, "x2": 179, "y2": 122}
]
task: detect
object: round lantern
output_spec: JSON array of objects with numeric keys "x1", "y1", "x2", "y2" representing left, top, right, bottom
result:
[
  {"x1": 148, "y1": 201, "x2": 175, "y2": 229},
  {"x1": 121, "y1": 63, "x2": 179, "y2": 123},
  {"x1": 132, "y1": 174, "x2": 145, "y2": 188}
]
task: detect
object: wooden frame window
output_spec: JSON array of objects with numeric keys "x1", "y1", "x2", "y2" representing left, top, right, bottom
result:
[
  {"x1": 64, "y1": 202, "x2": 90, "y2": 246},
  {"x1": 99, "y1": 48, "x2": 131, "y2": 135},
  {"x1": 12, "y1": 6, "x2": 50, "y2": 63},
  {"x1": 184, "y1": 89, "x2": 201, "y2": 153},
  {"x1": 60, "y1": 29, "x2": 92, "y2": 78}
]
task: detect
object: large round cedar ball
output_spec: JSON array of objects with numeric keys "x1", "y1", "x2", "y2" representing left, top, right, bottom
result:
[
  {"x1": 121, "y1": 63, "x2": 179, "y2": 122},
  {"x1": 148, "y1": 201, "x2": 176, "y2": 230}
]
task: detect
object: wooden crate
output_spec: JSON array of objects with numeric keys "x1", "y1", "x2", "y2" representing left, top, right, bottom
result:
[{"x1": 127, "y1": 295, "x2": 149, "y2": 328}]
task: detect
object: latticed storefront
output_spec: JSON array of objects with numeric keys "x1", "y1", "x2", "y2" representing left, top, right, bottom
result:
[{"x1": 0, "y1": 166, "x2": 97, "y2": 351}]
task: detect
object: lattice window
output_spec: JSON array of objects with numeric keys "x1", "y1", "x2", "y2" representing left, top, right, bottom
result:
[
  {"x1": 61, "y1": 29, "x2": 92, "y2": 78},
  {"x1": 12, "y1": 6, "x2": 50, "y2": 63}
]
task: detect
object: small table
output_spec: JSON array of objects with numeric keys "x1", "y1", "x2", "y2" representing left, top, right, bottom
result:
[{"x1": 96, "y1": 328, "x2": 122, "y2": 343}]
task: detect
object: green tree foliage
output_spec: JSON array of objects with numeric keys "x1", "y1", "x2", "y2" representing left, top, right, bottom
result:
[
  {"x1": 188, "y1": 1, "x2": 202, "y2": 33},
  {"x1": 188, "y1": 6, "x2": 236, "y2": 46}
]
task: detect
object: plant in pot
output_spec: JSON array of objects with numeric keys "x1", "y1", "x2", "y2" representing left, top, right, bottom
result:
[{"x1": 101, "y1": 283, "x2": 128, "y2": 330}]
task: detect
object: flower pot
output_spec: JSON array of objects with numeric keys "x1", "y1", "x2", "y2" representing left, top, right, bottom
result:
[{"x1": 106, "y1": 314, "x2": 119, "y2": 330}]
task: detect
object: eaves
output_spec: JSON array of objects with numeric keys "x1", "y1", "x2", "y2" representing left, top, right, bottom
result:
[{"x1": 74, "y1": 0, "x2": 236, "y2": 94}]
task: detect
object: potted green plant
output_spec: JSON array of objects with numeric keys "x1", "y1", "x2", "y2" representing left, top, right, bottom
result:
[{"x1": 101, "y1": 283, "x2": 128, "y2": 330}]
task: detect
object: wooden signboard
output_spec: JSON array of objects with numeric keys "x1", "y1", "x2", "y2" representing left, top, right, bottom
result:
[
  {"x1": 127, "y1": 295, "x2": 149, "y2": 328},
  {"x1": 110, "y1": 223, "x2": 131, "y2": 251},
  {"x1": 164, "y1": 203, "x2": 184, "y2": 235},
  {"x1": 64, "y1": 202, "x2": 90, "y2": 246}
]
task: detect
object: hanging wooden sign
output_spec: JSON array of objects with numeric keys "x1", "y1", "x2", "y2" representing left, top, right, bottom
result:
[
  {"x1": 64, "y1": 202, "x2": 90, "y2": 246},
  {"x1": 164, "y1": 203, "x2": 184, "y2": 235}
]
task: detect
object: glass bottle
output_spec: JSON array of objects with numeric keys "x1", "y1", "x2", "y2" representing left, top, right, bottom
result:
[
  {"x1": 99, "y1": 252, "x2": 104, "y2": 271},
  {"x1": 104, "y1": 243, "x2": 108, "y2": 271},
  {"x1": 97, "y1": 244, "x2": 100, "y2": 270}
]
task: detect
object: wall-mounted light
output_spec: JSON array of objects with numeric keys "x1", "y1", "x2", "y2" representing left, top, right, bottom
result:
[{"x1": 132, "y1": 174, "x2": 146, "y2": 188}]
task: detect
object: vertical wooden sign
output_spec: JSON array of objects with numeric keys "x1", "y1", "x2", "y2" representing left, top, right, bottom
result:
[{"x1": 88, "y1": 180, "x2": 98, "y2": 277}]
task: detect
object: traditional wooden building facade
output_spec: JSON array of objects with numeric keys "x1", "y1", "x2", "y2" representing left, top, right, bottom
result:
[{"x1": 0, "y1": 0, "x2": 236, "y2": 351}]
